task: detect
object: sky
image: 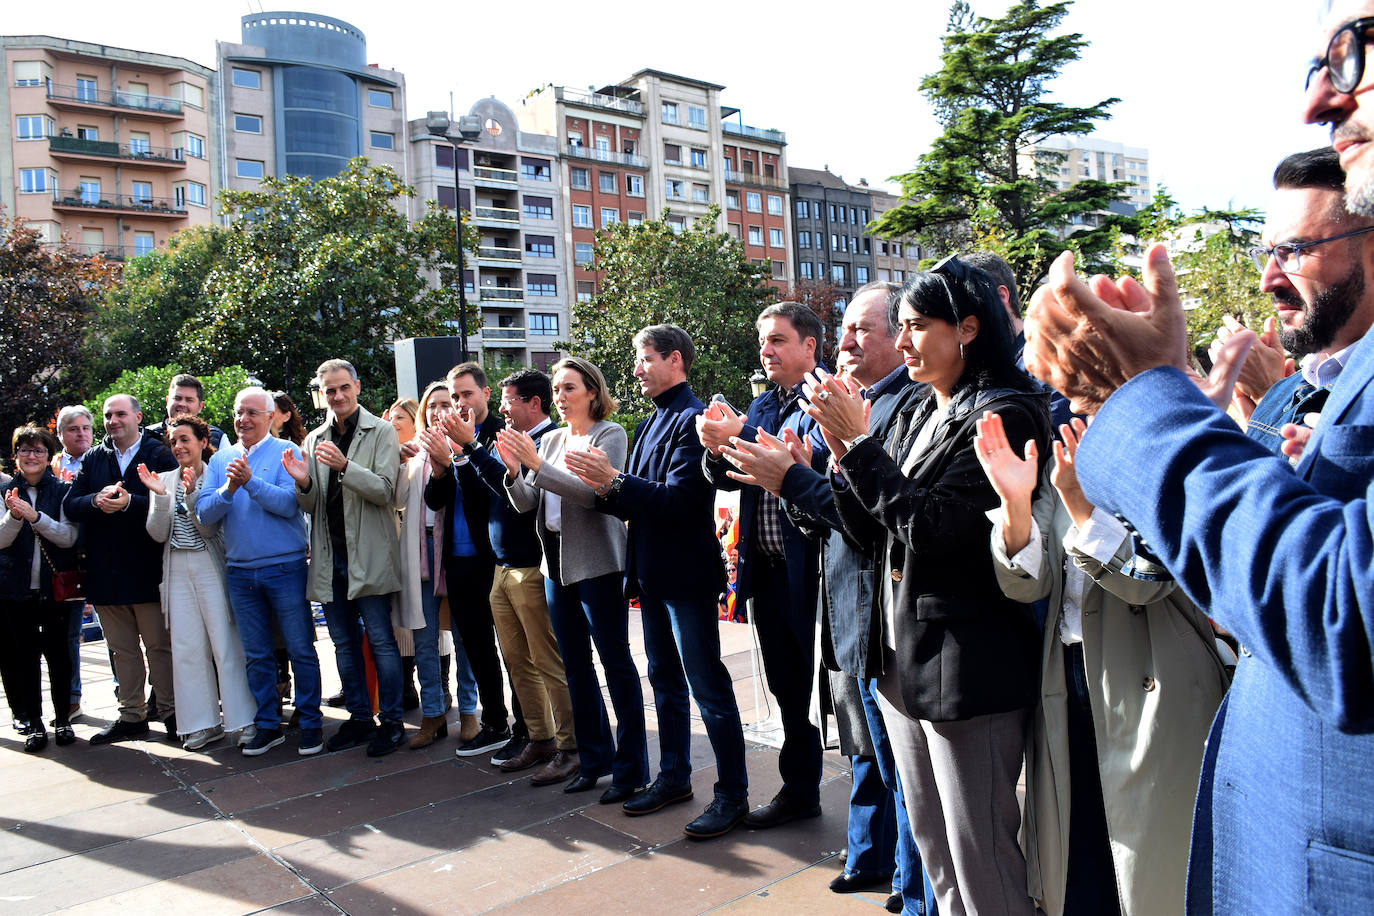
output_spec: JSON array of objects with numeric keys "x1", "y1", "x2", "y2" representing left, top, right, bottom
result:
[{"x1": 6, "y1": 0, "x2": 1334, "y2": 218}]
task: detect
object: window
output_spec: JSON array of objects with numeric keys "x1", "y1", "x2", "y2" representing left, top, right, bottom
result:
[
  {"x1": 726, "y1": 190, "x2": 740, "y2": 210},
  {"x1": 530, "y1": 312, "x2": 560, "y2": 334},
  {"x1": 665, "y1": 179, "x2": 685, "y2": 200},
  {"x1": 183, "y1": 133, "x2": 205, "y2": 158},
  {"x1": 236, "y1": 159, "x2": 265, "y2": 180},
  {"x1": 664, "y1": 143, "x2": 681, "y2": 164},
  {"x1": 690, "y1": 148, "x2": 707, "y2": 168},
  {"x1": 796, "y1": 200, "x2": 810, "y2": 219},
  {"x1": 186, "y1": 182, "x2": 207, "y2": 207},
  {"x1": 668, "y1": 216, "x2": 685, "y2": 235},
  {"x1": 594, "y1": 136, "x2": 610, "y2": 152},
  {"x1": 828, "y1": 204, "x2": 838, "y2": 222},
  {"x1": 661, "y1": 101, "x2": 679, "y2": 124},
  {"x1": 745, "y1": 192, "x2": 762, "y2": 212},
  {"x1": 878, "y1": 268, "x2": 891, "y2": 282},
  {"x1": 832, "y1": 234, "x2": 841, "y2": 252},
  {"x1": 523, "y1": 195, "x2": 553, "y2": 219},
  {"x1": 78, "y1": 179, "x2": 100, "y2": 204},
  {"x1": 131, "y1": 181, "x2": 153, "y2": 204},
  {"x1": 15, "y1": 115, "x2": 49, "y2": 140},
  {"x1": 727, "y1": 222, "x2": 742, "y2": 240},
  {"x1": 832, "y1": 264, "x2": 847, "y2": 284},
  {"x1": 573, "y1": 205, "x2": 592, "y2": 228},
  {"x1": 522, "y1": 158, "x2": 551, "y2": 181},
  {"x1": 893, "y1": 269, "x2": 904, "y2": 282},
  {"x1": 599, "y1": 171, "x2": 617, "y2": 193},
  {"x1": 369, "y1": 131, "x2": 394, "y2": 150},
  {"x1": 576, "y1": 282, "x2": 595, "y2": 303},
  {"x1": 367, "y1": 89, "x2": 393, "y2": 108},
  {"x1": 748, "y1": 226, "x2": 763, "y2": 245},
  {"x1": 692, "y1": 184, "x2": 709, "y2": 203},
  {"x1": 851, "y1": 236, "x2": 859, "y2": 253},
  {"x1": 862, "y1": 237, "x2": 872, "y2": 255},
  {"x1": 567, "y1": 129, "x2": 584, "y2": 148},
  {"x1": 172, "y1": 81, "x2": 203, "y2": 108},
  {"x1": 13, "y1": 61, "x2": 43, "y2": 87},
  {"x1": 76, "y1": 126, "x2": 98, "y2": 140},
  {"x1": 688, "y1": 105, "x2": 707, "y2": 129},
  {"x1": 234, "y1": 113, "x2": 262, "y2": 133},
  {"x1": 772, "y1": 260, "x2": 786, "y2": 279},
  {"x1": 769, "y1": 228, "x2": 784, "y2": 248},
  {"x1": 855, "y1": 266, "x2": 870, "y2": 284},
  {"x1": 127, "y1": 131, "x2": 151, "y2": 155},
  {"x1": 625, "y1": 174, "x2": 644, "y2": 197},
  {"x1": 19, "y1": 168, "x2": 50, "y2": 194},
  {"x1": 860, "y1": 208, "x2": 869, "y2": 224},
  {"x1": 767, "y1": 195, "x2": 783, "y2": 216},
  {"x1": 799, "y1": 262, "x2": 813, "y2": 279},
  {"x1": 798, "y1": 232, "x2": 810, "y2": 249},
  {"x1": 75, "y1": 77, "x2": 97, "y2": 101},
  {"x1": 627, "y1": 211, "x2": 644, "y2": 226},
  {"x1": 850, "y1": 207, "x2": 859, "y2": 223},
  {"x1": 527, "y1": 274, "x2": 557, "y2": 297},
  {"x1": 134, "y1": 231, "x2": 155, "y2": 257},
  {"x1": 600, "y1": 207, "x2": 619, "y2": 227},
  {"x1": 570, "y1": 167, "x2": 590, "y2": 190},
  {"x1": 525, "y1": 235, "x2": 555, "y2": 258},
  {"x1": 574, "y1": 242, "x2": 594, "y2": 265},
  {"x1": 892, "y1": 242, "x2": 903, "y2": 257},
  {"x1": 232, "y1": 68, "x2": 261, "y2": 89},
  {"x1": 174, "y1": 185, "x2": 185, "y2": 208}
]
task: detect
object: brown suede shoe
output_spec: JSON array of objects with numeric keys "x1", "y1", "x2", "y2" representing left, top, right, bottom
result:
[
  {"x1": 408, "y1": 715, "x2": 449, "y2": 750},
  {"x1": 530, "y1": 749, "x2": 580, "y2": 786},
  {"x1": 458, "y1": 712, "x2": 480, "y2": 744},
  {"x1": 498, "y1": 737, "x2": 556, "y2": 772}
]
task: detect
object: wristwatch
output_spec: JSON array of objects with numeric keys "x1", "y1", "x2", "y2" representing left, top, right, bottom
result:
[
  {"x1": 846, "y1": 433, "x2": 872, "y2": 449},
  {"x1": 600, "y1": 473, "x2": 626, "y2": 498},
  {"x1": 462, "y1": 439, "x2": 482, "y2": 455}
]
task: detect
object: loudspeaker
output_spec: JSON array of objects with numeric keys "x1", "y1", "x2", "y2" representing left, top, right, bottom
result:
[{"x1": 394, "y1": 337, "x2": 467, "y2": 402}]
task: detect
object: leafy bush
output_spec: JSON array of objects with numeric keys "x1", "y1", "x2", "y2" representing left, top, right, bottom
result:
[{"x1": 86, "y1": 364, "x2": 252, "y2": 441}]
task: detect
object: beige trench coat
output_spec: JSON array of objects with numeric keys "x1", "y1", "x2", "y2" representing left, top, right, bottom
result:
[
  {"x1": 993, "y1": 478, "x2": 1230, "y2": 916},
  {"x1": 391, "y1": 449, "x2": 438, "y2": 631}
]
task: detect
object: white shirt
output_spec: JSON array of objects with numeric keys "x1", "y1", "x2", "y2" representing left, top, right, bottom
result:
[
  {"x1": 1300, "y1": 340, "x2": 1357, "y2": 390},
  {"x1": 113, "y1": 436, "x2": 142, "y2": 475},
  {"x1": 542, "y1": 432, "x2": 591, "y2": 534}
]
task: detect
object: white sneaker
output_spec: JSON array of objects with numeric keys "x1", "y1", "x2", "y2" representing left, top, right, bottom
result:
[
  {"x1": 182, "y1": 725, "x2": 225, "y2": 751},
  {"x1": 235, "y1": 724, "x2": 259, "y2": 748}
]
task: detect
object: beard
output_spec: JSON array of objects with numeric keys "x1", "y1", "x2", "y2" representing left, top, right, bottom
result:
[{"x1": 1273, "y1": 260, "x2": 1364, "y2": 356}]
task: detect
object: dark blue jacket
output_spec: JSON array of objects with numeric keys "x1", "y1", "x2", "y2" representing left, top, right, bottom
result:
[
  {"x1": 424, "y1": 412, "x2": 503, "y2": 562},
  {"x1": 0, "y1": 470, "x2": 77, "y2": 601},
  {"x1": 63, "y1": 429, "x2": 175, "y2": 605},
  {"x1": 1245, "y1": 371, "x2": 1330, "y2": 454},
  {"x1": 468, "y1": 416, "x2": 553, "y2": 569},
  {"x1": 596, "y1": 382, "x2": 724, "y2": 602}
]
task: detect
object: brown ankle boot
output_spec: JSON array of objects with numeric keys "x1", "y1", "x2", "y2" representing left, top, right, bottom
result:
[
  {"x1": 459, "y1": 712, "x2": 480, "y2": 743},
  {"x1": 409, "y1": 715, "x2": 449, "y2": 749}
]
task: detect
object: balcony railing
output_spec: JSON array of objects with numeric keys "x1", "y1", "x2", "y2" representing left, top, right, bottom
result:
[
  {"x1": 722, "y1": 121, "x2": 786, "y2": 144},
  {"x1": 478, "y1": 246, "x2": 522, "y2": 262},
  {"x1": 724, "y1": 170, "x2": 789, "y2": 191},
  {"x1": 42, "y1": 241, "x2": 126, "y2": 260},
  {"x1": 472, "y1": 165, "x2": 518, "y2": 185},
  {"x1": 478, "y1": 286, "x2": 524, "y2": 302},
  {"x1": 564, "y1": 144, "x2": 648, "y2": 169},
  {"x1": 481, "y1": 327, "x2": 527, "y2": 343},
  {"x1": 52, "y1": 190, "x2": 188, "y2": 216},
  {"x1": 473, "y1": 206, "x2": 520, "y2": 223},
  {"x1": 556, "y1": 86, "x2": 644, "y2": 116},
  {"x1": 47, "y1": 82, "x2": 183, "y2": 115},
  {"x1": 49, "y1": 135, "x2": 187, "y2": 165}
]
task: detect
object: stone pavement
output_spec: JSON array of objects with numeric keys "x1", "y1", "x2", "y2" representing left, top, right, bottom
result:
[{"x1": 0, "y1": 613, "x2": 895, "y2": 914}]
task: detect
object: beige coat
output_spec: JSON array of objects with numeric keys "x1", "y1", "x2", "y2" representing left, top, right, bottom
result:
[
  {"x1": 391, "y1": 449, "x2": 436, "y2": 631},
  {"x1": 146, "y1": 468, "x2": 226, "y2": 627},
  {"x1": 297, "y1": 406, "x2": 402, "y2": 601},
  {"x1": 993, "y1": 479, "x2": 1230, "y2": 916}
]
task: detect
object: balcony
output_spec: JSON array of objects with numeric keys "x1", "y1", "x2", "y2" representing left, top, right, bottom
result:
[
  {"x1": 46, "y1": 83, "x2": 184, "y2": 120},
  {"x1": 556, "y1": 86, "x2": 644, "y2": 116},
  {"x1": 564, "y1": 144, "x2": 648, "y2": 170},
  {"x1": 477, "y1": 246, "x2": 522, "y2": 265},
  {"x1": 477, "y1": 286, "x2": 524, "y2": 303},
  {"x1": 42, "y1": 241, "x2": 125, "y2": 261},
  {"x1": 481, "y1": 326, "x2": 527, "y2": 346},
  {"x1": 49, "y1": 135, "x2": 187, "y2": 168},
  {"x1": 52, "y1": 190, "x2": 188, "y2": 219},
  {"x1": 722, "y1": 122, "x2": 786, "y2": 145},
  {"x1": 473, "y1": 206, "x2": 520, "y2": 225},
  {"x1": 472, "y1": 165, "x2": 518, "y2": 186},
  {"x1": 724, "y1": 170, "x2": 789, "y2": 191}
]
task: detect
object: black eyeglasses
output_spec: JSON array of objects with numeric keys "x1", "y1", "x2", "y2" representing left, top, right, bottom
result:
[
  {"x1": 1248, "y1": 224, "x2": 1374, "y2": 272},
  {"x1": 1308, "y1": 17, "x2": 1374, "y2": 93},
  {"x1": 930, "y1": 253, "x2": 973, "y2": 322}
]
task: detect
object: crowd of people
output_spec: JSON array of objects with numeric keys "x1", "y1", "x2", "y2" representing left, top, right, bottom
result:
[{"x1": 4, "y1": 8, "x2": 1374, "y2": 913}]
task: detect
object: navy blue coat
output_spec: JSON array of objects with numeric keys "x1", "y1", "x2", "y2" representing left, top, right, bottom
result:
[
  {"x1": 468, "y1": 416, "x2": 553, "y2": 569},
  {"x1": 424, "y1": 411, "x2": 503, "y2": 561},
  {"x1": 1073, "y1": 343, "x2": 1374, "y2": 914}
]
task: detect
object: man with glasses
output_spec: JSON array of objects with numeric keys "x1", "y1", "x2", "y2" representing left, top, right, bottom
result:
[
  {"x1": 1018, "y1": 7, "x2": 1374, "y2": 909},
  {"x1": 199, "y1": 387, "x2": 322, "y2": 756}
]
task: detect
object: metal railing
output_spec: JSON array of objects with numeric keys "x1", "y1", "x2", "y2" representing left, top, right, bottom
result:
[
  {"x1": 473, "y1": 206, "x2": 520, "y2": 223},
  {"x1": 722, "y1": 121, "x2": 786, "y2": 144},
  {"x1": 724, "y1": 170, "x2": 789, "y2": 191},
  {"x1": 472, "y1": 165, "x2": 518, "y2": 184},
  {"x1": 53, "y1": 190, "x2": 188, "y2": 215},
  {"x1": 557, "y1": 86, "x2": 644, "y2": 115},
  {"x1": 564, "y1": 144, "x2": 648, "y2": 169},
  {"x1": 49, "y1": 135, "x2": 187, "y2": 163},
  {"x1": 478, "y1": 287, "x2": 524, "y2": 301},
  {"x1": 478, "y1": 246, "x2": 521, "y2": 262},
  {"x1": 481, "y1": 327, "x2": 527, "y2": 342},
  {"x1": 47, "y1": 82, "x2": 183, "y2": 115},
  {"x1": 41, "y1": 241, "x2": 126, "y2": 260}
]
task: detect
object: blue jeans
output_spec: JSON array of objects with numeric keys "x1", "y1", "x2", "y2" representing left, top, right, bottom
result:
[
  {"x1": 414, "y1": 534, "x2": 445, "y2": 718},
  {"x1": 545, "y1": 569, "x2": 648, "y2": 788},
  {"x1": 321, "y1": 556, "x2": 404, "y2": 725},
  {"x1": 227, "y1": 560, "x2": 322, "y2": 731},
  {"x1": 639, "y1": 593, "x2": 748, "y2": 802},
  {"x1": 67, "y1": 600, "x2": 84, "y2": 703},
  {"x1": 847, "y1": 753, "x2": 897, "y2": 879},
  {"x1": 451, "y1": 628, "x2": 478, "y2": 715},
  {"x1": 862, "y1": 676, "x2": 936, "y2": 916}
]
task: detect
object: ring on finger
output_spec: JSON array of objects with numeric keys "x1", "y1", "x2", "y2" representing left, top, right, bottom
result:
[{"x1": 815, "y1": 389, "x2": 831, "y2": 401}]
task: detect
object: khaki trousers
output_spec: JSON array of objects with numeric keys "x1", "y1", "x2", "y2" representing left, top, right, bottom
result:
[
  {"x1": 97, "y1": 601, "x2": 174, "y2": 723},
  {"x1": 489, "y1": 565, "x2": 574, "y2": 749}
]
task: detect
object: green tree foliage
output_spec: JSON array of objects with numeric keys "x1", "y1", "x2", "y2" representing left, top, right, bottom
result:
[
  {"x1": 560, "y1": 206, "x2": 773, "y2": 430},
  {"x1": 85, "y1": 364, "x2": 252, "y2": 439},
  {"x1": 0, "y1": 210, "x2": 120, "y2": 456},
  {"x1": 872, "y1": 0, "x2": 1131, "y2": 291}
]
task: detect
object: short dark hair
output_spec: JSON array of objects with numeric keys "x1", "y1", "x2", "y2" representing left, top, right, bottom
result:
[
  {"x1": 1274, "y1": 148, "x2": 1346, "y2": 194},
  {"x1": 962, "y1": 252, "x2": 1021, "y2": 318},
  {"x1": 447, "y1": 361, "x2": 487, "y2": 389},
  {"x1": 12, "y1": 424, "x2": 58, "y2": 458},
  {"x1": 633, "y1": 324, "x2": 695, "y2": 374},
  {"x1": 166, "y1": 415, "x2": 215, "y2": 463},
  {"x1": 499, "y1": 368, "x2": 553, "y2": 416},
  {"x1": 169, "y1": 373, "x2": 204, "y2": 400},
  {"x1": 850, "y1": 281, "x2": 902, "y2": 336},
  {"x1": 757, "y1": 301, "x2": 825, "y2": 361}
]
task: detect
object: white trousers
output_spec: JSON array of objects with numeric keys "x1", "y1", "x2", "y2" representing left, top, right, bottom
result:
[{"x1": 166, "y1": 549, "x2": 257, "y2": 734}]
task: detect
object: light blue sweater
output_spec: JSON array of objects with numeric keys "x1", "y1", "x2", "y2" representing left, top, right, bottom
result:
[{"x1": 197, "y1": 435, "x2": 308, "y2": 569}]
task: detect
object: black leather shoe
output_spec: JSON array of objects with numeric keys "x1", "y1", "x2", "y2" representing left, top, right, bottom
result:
[
  {"x1": 89, "y1": 719, "x2": 150, "y2": 746},
  {"x1": 622, "y1": 777, "x2": 693, "y2": 816},
  {"x1": 683, "y1": 797, "x2": 749, "y2": 839},
  {"x1": 324, "y1": 690, "x2": 347, "y2": 708},
  {"x1": 598, "y1": 783, "x2": 642, "y2": 805},
  {"x1": 829, "y1": 871, "x2": 890, "y2": 893},
  {"x1": 24, "y1": 728, "x2": 48, "y2": 752},
  {"x1": 365, "y1": 721, "x2": 406, "y2": 757},
  {"x1": 54, "y1": 724, "x2": 77, "y2": 746},
  {"x1": 885, "y1": 892, "x2": 903, "y2": 913},
  {"x1": 743, "y1": 790, "x2": 821, "y2": 829},
  {"x1": 325, "y1": 717, "x2": 376, "y2": 752},
  {"x1": 163, "y1": 714, "x2": 178, "y2": 743},
  {"x1": 563, "y1": 773, "x2": 602, "y2": 793}
]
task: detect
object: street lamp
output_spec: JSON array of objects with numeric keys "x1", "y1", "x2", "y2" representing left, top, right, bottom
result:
[
  {"x1": 426, "y1": 110, "x2": 483, "y2": 362},
  {"x1": 750, "y1": 370, "x2": 770, "y2": 398}
]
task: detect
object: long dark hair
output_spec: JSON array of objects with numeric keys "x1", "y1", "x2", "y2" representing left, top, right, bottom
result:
[{"x1": 272, "y1": 391, "x2": 306, "y2": 445}]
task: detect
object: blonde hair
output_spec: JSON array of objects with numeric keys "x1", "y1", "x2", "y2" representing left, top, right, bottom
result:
[{"x1": 416, "y1": 382, "x2": 450, "y2": 434}]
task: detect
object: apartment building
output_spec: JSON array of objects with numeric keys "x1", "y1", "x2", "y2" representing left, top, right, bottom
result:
[
  {"x1": 408, "y1": 97, "x2": 567, "y2": 371},
  {"x1": 1025, "y1": 134, "x2": 1151, "y2": 219},
  {"x1": 867, "y1": 187, "x2": 926, "y2": 284},
  {"x1": 0, "y1": 35, "x2": 217, "y2": 259},
  {"x1": 789, "y1": 167, "x2": 879, "y2": 300},
  {"x1": 216, "y1": 12, "x2": 406, "y2": 193}
]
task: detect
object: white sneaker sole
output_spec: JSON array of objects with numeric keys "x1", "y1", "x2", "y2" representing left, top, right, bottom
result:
[{"x1": 241, "y1": 734, "x2": 285, "y2": 757}]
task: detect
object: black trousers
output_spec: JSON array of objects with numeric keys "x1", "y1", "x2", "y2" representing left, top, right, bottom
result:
[
  {"x1": 0, "y1": 594, "x2": 73, "y2": 727},
  {"x1": 1062, "y1": 641, "x2": 1123, "y2": 916},
  {"x1": 443, "y1": 554, "x2": 509, "y2": 729}
]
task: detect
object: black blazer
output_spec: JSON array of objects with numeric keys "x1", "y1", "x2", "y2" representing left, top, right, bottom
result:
[
  {"x1": 835, "y1": 384, "x2": 1051, "y2": 721},
  {"x1": 468, "y1": 417, "x2": 554, "y2": 568},
  {"x1": 424, "y1": 411, "x2": 503, "y2": 562}
]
